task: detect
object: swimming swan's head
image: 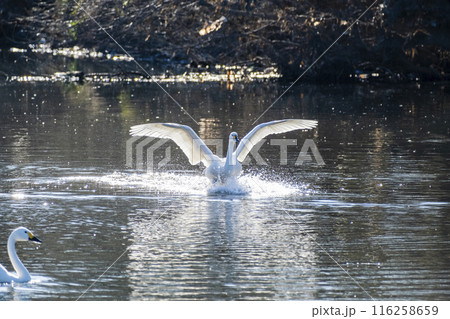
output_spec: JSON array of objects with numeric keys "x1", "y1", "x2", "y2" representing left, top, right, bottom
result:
[{"x1": 12, "y1": 227, "x2": 42, "y2": 243}]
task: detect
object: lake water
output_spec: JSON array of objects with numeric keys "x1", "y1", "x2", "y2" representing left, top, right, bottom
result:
[{"x1": 0, "y1": 80, "x2": 449, "y2": 300}]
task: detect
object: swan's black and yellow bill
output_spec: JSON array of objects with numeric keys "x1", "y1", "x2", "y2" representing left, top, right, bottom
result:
[{"x1": 28, "y1": 232, "x2": 42, "y2": 243}]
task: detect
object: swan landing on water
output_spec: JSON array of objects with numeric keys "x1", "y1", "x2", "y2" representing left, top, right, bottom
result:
[
  {"x1": 0, "y1": 227, "x2": 42, "y2": 283},
  {"x1": 130, "y1": 119, "x2": 318, "y2": 183}
]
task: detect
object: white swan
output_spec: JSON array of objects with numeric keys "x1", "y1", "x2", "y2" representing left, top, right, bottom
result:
[
  {"x1": 0, "y1": 227, "x2": 42, "y2": 283},
  {"x1": 130, "y1": 119, "x2": 317, "y2": 183}
]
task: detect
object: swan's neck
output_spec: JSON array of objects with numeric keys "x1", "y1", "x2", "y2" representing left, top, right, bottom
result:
[
  {"x1": 7, "y1": 235, "x2": 30, "y2": 282},
  {"x1": 225, "y1": 139, "x2": 237, "y2": 165}
]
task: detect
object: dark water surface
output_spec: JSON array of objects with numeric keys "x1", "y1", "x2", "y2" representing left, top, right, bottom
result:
[{"x1": 0, "y1": 81, "x2": 449, "y2": 300}]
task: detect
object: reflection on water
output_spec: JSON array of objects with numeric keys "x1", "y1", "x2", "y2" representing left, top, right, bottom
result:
[
  {"x1": 0, "y1": 81, "x2": 449, "y2": 300},
  {"x1": 7, "y1": 44, "x2": 281, "y2": 84},
  {"x1": 126, "y1": 196, "x2": 319, "y2": 300}
]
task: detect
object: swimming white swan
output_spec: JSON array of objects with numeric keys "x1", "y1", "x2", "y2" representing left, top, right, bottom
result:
[
  {"x1": 0, "y1": 227, "x2": 42, "y2": 283},
  {"x1": 130, "y1": 119, "x2": 318, "y2": 183}
]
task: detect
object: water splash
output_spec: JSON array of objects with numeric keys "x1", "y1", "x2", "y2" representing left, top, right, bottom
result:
[
  {"x1": 94, "y1": 171, "x2": 306, "y2": 198},
  {"x1": 8, "y1": 170, "x2": 312, "y2": 200},
  {"x1": 207, "y1": 177, "x2": 249, "y2": 196},
  {"x1": 98, "y1": 171, "x2": 208, "y2": 196}
]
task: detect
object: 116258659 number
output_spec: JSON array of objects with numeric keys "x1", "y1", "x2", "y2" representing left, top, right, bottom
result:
[{"x1": 372, "y1": 305, "x2": 439, "y2": 316}]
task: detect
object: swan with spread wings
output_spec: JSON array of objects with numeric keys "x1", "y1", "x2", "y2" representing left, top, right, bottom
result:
[{"x1": 130, "y1": 119, "x2": 317, "y2": 183}]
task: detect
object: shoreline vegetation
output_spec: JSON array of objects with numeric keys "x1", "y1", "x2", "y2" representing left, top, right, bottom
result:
[{"x1": 1, "y1": 0, "x2": 449, "y2": 83}]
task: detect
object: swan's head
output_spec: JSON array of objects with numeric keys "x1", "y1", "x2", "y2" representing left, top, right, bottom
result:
[
  {"x1": 12, "y1": 227, "x2": 42, "y2": 243},
  {"x1": 229, "y1": 132, "x2": 239, "y2": 143}
]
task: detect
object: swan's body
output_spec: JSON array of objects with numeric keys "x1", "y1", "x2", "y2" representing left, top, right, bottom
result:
[
  {"x1": 130, "y1": 119, "x2": 317, "y2": 183},
  {"x1": 203, "y1": 132, "x2": 243, "y2": 183},
  {"x1": 0, "y1": 227, "x2": 41, "y2": 283}
]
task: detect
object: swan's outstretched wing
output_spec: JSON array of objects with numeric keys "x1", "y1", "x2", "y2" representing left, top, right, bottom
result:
[
  {"x1": 130, "y1": 123, "x2": 217, "y2": 166},
  {"x1": 235, "y1": 119, "x2": 318, "y2": 162}
]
